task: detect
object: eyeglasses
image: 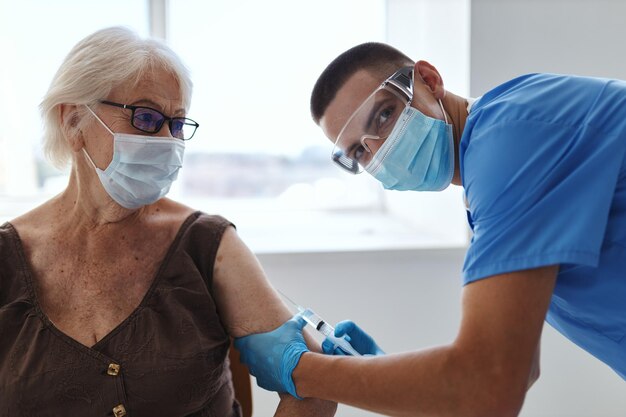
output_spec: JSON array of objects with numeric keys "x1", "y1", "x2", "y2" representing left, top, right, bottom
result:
[
  {"x1": 99, "y1": 100, "x2": 199, "y2": 140},
  {"x1": 331, "y1": 66, "x2": 413, "y2": 174}
]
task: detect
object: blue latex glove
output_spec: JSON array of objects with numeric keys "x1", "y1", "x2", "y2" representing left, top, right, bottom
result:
[
  {"x1": 234, "y1": 314, "x2": 309, "y2": 399},
  {"x1": 322, "y1": 320, "x2": 385, "y2": 356}
]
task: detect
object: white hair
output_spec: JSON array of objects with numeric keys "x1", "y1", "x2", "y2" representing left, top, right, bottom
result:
[{"x1": 40, "y1": 26, "x2": 193, "y2": 168}]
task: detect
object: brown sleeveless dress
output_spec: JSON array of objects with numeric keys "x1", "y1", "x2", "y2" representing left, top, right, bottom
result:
[{"x1": 0, "y1": 212, "x2": 242, "y2": 417}]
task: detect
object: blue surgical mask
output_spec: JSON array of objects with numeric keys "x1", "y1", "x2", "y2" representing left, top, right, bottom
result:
[
  {"x1": 83, "y1": 106, "x2": 185, "y2": 209},
  {"x1": 364, "y1": 101, "x2": 454, "y2": 191}
]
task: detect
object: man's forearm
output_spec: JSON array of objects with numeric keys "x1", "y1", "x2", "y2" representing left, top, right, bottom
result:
[
  {"x1": 275, "y1": 394, "x2": 337, "y2": 417},
  {"x1": 291, "y1": 268, "x2": 555, "y2": 417},
  {"x1": 293, "y1": 345, "x2": 527, "y2": 417},
  {"x1": 274, "y1": 394, "x2": 337, "y2": 417}
]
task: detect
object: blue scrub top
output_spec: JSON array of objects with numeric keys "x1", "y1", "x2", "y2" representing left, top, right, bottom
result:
[{"x1": 460, "y1": 73, "x2": 626, "y2": 379}]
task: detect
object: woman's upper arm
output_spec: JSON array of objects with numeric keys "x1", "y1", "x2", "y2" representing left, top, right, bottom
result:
[
  {"x1": 212, "y1": 227, "x2": 337, "y2": 415},
  {"x1": 212, "y1": 226, "x2": 292, "y2": 338}
]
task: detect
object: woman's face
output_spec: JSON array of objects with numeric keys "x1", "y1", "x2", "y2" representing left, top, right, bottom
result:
[{"x1": 82, "y1": 68, "x2": 186, "y2": 171}]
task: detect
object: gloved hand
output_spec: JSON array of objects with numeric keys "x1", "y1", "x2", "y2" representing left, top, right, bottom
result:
[
  {"x1": 322, "y1": 320, "x2": 385, "y2": 356},
  {"x1": 234, "y1": 314, "x2": 309, "y2": 399}
]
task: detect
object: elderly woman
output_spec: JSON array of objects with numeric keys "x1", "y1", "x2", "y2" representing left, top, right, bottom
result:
[{"x1": 0, "y1": 27, "x2": 336, "y2": 417}]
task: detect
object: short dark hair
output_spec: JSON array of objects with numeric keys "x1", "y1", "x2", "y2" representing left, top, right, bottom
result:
[{"x1": 310, "y1": 42, "x2": 413, "y2": 124}]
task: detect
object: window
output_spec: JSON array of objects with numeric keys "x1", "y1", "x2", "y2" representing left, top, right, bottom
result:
[
  {"x1": 0, "y1": 0, "x2": 470, "y2": 252},
  {"x1": 168, "y1": 0, "x2": 386, "y2": 212}
]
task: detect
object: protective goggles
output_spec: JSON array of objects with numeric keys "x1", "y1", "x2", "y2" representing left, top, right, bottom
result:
[{"x1": 331, "y1": 66, "x2": 413, "y2": 174}]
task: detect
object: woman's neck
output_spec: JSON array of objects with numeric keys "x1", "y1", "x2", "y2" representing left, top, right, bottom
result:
[{"x1": 58, "y1": 159, "x2": 143, "y2": 229}]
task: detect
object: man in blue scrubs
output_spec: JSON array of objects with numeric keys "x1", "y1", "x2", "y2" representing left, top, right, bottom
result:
[{"x1": 235, "y1": 42, "x2": 626, "y2": 416}]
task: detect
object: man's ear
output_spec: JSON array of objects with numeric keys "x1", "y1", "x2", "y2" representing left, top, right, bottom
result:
[
  {"x1": 413, "y1": 60, "x2": 445, "y2": 100},
  {"x1": 59, "y1": 104, "x2": 85, "y2": 152}
]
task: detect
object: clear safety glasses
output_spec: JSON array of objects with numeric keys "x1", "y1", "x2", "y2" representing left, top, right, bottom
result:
[{"x1": 331, "y1": 66, "x2": 414, "y2": 174}]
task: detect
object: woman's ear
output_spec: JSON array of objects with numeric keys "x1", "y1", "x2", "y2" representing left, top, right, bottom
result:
[
  {"x1": 413, "y1": 60, "x2": 445, "y2": 100},
  {"x1": 59, "y1": 104, "x2": 85, "y2": 152}
]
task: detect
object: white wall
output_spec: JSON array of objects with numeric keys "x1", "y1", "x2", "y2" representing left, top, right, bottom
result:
[{"x1": 470, "y1": 0, "x2": 626, "y2": 95}]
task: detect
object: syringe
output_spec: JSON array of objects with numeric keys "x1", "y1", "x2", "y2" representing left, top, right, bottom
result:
[{"x1": 277, "y1": 290, "x2": 361, "y2": 356}]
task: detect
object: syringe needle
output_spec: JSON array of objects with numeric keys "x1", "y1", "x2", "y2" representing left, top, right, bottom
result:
[{"x1": 276, "y1": 288, "x2": 303, "y2": 312}]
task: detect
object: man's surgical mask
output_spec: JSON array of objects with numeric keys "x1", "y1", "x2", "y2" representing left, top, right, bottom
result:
[
  {"x1": 364, "y1": 101, "x2": 454, "y2": 191},
  {"x1": 83, "y1": 106, "x2": 185, "y2": 209}
]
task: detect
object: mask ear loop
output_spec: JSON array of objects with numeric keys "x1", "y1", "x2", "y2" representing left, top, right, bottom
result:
[
  {"x1": 81, "y1": 105, "x2": 114, "y2": 170},
  {"x1": 438, "y1": 99, "x2": 449, "y2": 124},
  {"x1": 411, "y1": 65, "x2": 448, "y2": 124},
  {"x1": 81, "y1": 147, "x2": 99, "y2": 170},
  {"x1": 85, "y1": 105, "x2": 115, "y2": 135}
]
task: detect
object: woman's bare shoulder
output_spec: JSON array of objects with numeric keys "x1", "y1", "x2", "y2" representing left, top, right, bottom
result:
[
  {"x1": 148, "y1": 198, "x2": 197, "y2": 222},
  {"x1": 11, "y1": 197, "x2": 196, "y2": 241},
  {"x1": 9, "y1": 199, "x2": 59, "y2": 238}
]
